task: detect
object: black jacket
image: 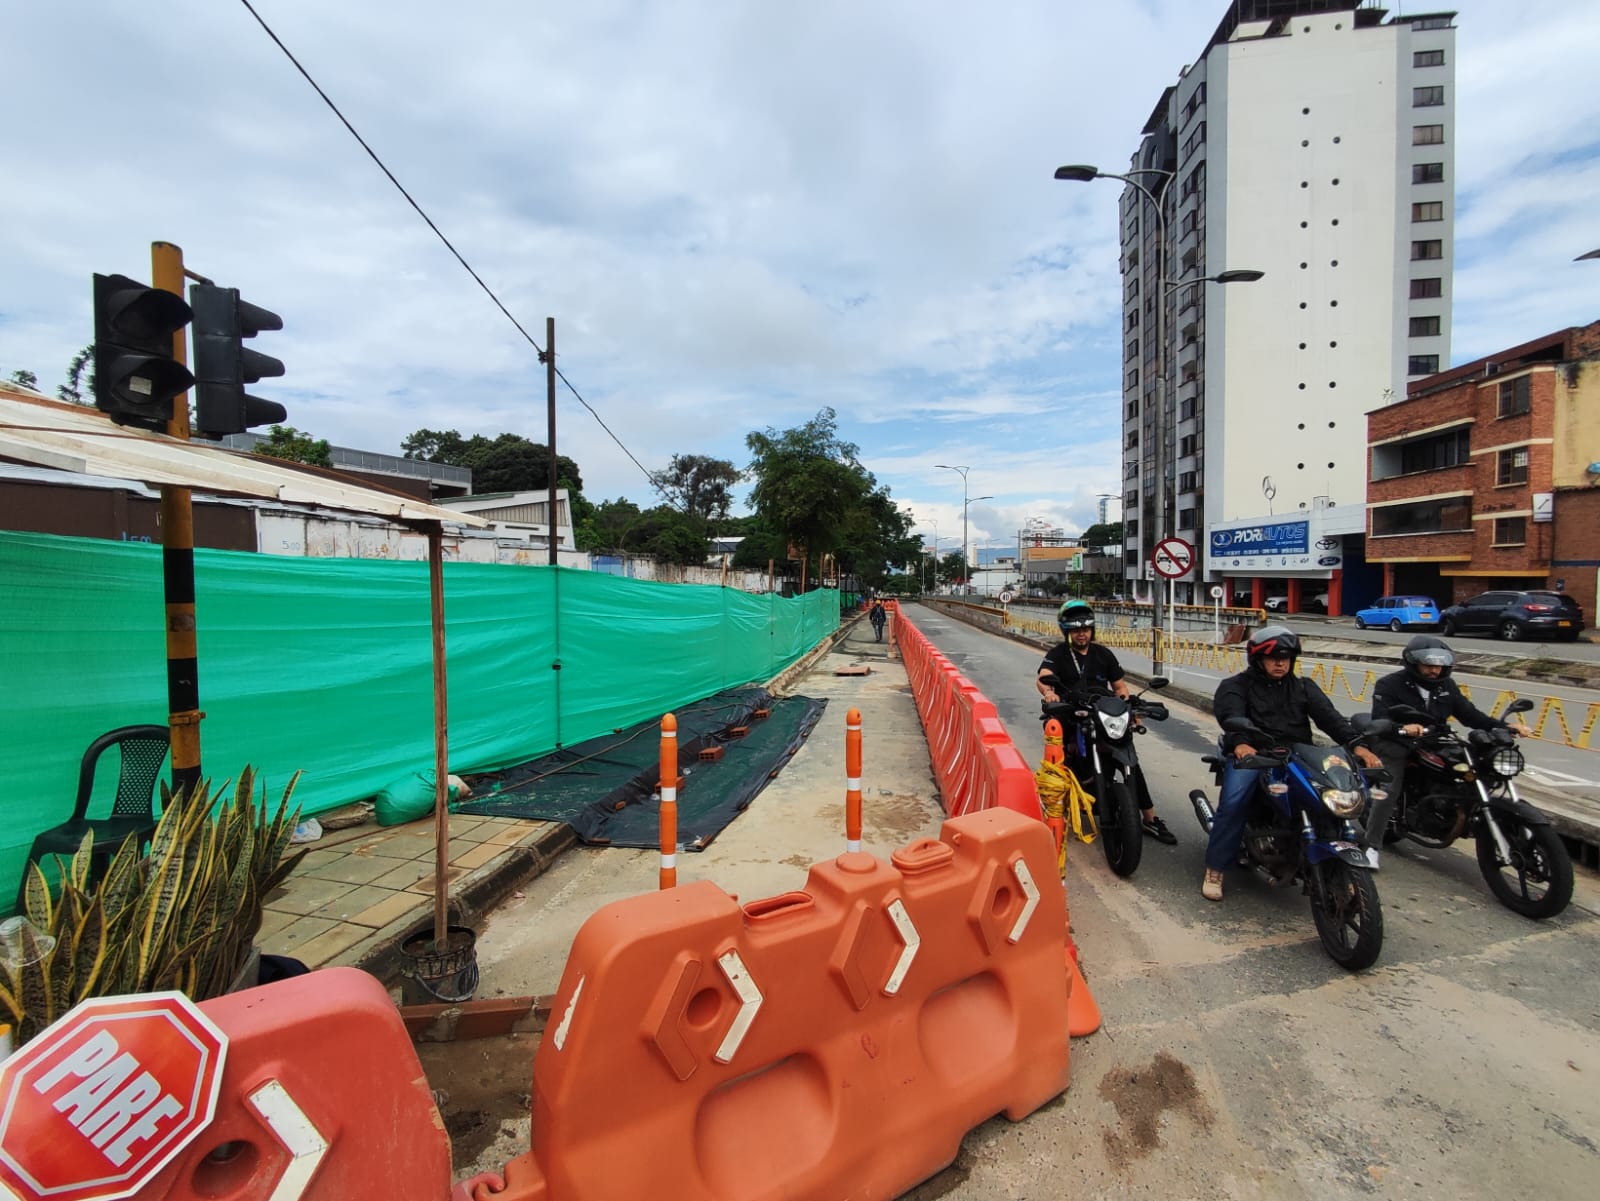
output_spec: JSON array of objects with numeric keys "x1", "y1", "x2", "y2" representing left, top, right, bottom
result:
[
  {"x1": 1213, "y1": 667, "x2": 1359, "y2": 753},
  {"x1": 1039, "y1": 641, "x2": 1124, "y2": 694},
  {"x1": 1372, "y1": 670, "x2": 1503, "y2": 731}
]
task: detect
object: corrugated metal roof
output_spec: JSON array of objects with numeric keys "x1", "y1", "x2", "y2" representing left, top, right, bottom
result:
[{"x1": 0, "y1": 388, "x2": 487, "y2": 528}]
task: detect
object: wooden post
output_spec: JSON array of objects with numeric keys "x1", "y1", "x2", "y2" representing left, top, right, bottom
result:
[
  {"x1": 545, "y1": 317, "x2": 558, "y2": 566},
  {"x1": 428, "y1": 524, "x2": 451, "y2": 946}
]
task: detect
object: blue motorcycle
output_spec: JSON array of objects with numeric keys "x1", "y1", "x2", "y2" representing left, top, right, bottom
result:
[{"x1": 1189, "y1": 716, "x2": 1387, "y2": 970}]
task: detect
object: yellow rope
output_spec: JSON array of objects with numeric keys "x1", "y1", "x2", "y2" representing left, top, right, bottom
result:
[{"x1": 1035, "y1": 758, "x2": 1097, "y2": 862}]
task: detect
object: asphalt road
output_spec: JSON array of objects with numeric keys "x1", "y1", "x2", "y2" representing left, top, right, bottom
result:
[{"x1": 904, "y1": 603, "x2": 1600, "y2": 1201}]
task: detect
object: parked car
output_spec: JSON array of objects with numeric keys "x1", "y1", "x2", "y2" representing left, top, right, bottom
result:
[
  {"x1": 1263, "y1": 595, "x2": 1289, "y2": 612},
  {"x1": 1354, "y1": 595, "x2": 1440, "y2": 631},
  {"x1": 1439, "y1": 590, "x2": 1585, "y2": 642}
]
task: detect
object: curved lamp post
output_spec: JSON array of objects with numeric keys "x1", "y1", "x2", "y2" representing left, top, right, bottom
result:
[
  {"x1": 934, "y1": 464, "x2": 974, "y2": 592},
  {"x1": 1055, "y1": 162, "x2": 1262, "y2": 673}
]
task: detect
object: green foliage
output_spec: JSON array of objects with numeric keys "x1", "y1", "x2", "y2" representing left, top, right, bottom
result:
[
  {"x1": 938, "y1": 551, "x2": 969, "y2": 585},
  {"x1": 2, "y1": 769, "x2": 306, "y2": 1045},
  {"x1": 6, "y1": 368, "x2": 39, "y2": 390},
  {"x1": 59, "y1": 345, "x2": 94, "y2": 405},
  {"x1": 744, "y1": 408, "x2": 916, "y2": 588},
  {"x1": 651, "y1": 454, "x2": 740, "y2": 525},
  {"x1": 1079, "y1": 521, "x2": 1123, "y2": 548},
  {"x1": 254, "y1": 424, "x2": 333, "y2": 467},
  {"x1": 576, "y1": 497, "x2": 709, "y2": 565},
  {"x1": 402, "y1": 428, "x2": 584, "y2": 496}
]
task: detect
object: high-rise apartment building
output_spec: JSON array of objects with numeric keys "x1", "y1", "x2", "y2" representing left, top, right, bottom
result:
[{"x1": 1118, "y1": 1, "x2": 1455, "y2": 612}]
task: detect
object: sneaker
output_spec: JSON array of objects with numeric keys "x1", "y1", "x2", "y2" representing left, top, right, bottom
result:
[
  {"x1": 1142, "y1": 815, "x2": 1178, "y2": 845},
  {"x1": 1364, "y1": 847, "x2": 1381, "y2": 870},
  {"x1": 1202, "y1": 869, "x2": 1224, "y2": 902}
]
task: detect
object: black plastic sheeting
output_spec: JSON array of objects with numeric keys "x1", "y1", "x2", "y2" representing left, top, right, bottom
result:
[{"x1": 455, "y1": 686, "x2": 827, "y2": 851}]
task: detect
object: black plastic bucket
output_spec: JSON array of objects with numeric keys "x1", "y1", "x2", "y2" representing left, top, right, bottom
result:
[{"x1": 399, "y1": 924, "x2": 480, "y2": 1005}]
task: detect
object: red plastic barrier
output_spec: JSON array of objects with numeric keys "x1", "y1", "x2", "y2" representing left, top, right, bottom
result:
[
  {"x1": 126, "y1": 967, "x2": 451, "y2": 1201},
  {"x1": 895, "y1": 610, "x2": 1040, "y2": 820},
  {"x1": 463, "y1": 808, "x2": 1070, "y2": 1201}
]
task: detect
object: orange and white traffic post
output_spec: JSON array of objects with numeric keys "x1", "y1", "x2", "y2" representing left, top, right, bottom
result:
[
  {"x1": 659, "y1": 713, "x2": 678, "y2": 889},
  {"x1": 1042, "y1": 718, "x2": 1066, "y2": 861},
  {"x1": 845, "y1": 707, "x2": 863, "y2": 853}
]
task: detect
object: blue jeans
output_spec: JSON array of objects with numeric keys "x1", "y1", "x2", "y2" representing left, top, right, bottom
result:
[{"x1": 1204, "y1": 760, "x2": 1262, "y2": 871}]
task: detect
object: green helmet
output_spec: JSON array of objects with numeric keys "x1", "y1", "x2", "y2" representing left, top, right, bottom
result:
[{"x1": 1058, "y1": 599, "x2": 1095, "y2": 636}]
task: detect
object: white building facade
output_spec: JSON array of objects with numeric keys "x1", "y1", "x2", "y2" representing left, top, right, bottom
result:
[{"x1": 1120, "y1": 1, "x2": 1456, "y2": 613}]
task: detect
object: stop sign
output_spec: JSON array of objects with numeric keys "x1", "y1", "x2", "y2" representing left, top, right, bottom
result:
[{"x1": 0, "y1": 992, "x2": 228, "y2": 1201}]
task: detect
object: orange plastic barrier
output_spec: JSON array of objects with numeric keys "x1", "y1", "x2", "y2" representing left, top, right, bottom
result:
[
  {"x1": 130, "y1": 967, "x2": 450, "y2": 1201},
  {"x1": 895, "y1": 612, "x2": 1039, "y2": 820},
  {"x1": 462, "y1": 808, "x2": 1070, "y2": 1201}
]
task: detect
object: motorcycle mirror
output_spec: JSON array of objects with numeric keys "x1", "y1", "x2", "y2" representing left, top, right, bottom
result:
[
  {"x1": 1148, "y1": 677, "x2": 1170, "y2": 690},
  {"x1": 1222, "y1": 715, "x2": 1256, "y2": 733},
  {"x1": 1505, "y1": 698, "x2": 1535, "y2": 715}
]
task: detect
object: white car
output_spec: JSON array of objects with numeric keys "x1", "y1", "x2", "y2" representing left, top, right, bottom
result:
[{"x1": 1263, "y1": 596, "x2": 1289, "y2": 611}]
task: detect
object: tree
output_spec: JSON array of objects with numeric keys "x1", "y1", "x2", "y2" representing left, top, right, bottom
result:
[
  {"x1": 6, "y1": 369, "x2": 38, "y2": 391},
  {"x1": 1079, "y1": 521, "x2": 1123, "y2": 549},
  {"x1": 575, "y1": 497, "x2": 643, "y2": 552},
  {"x1": 745, "y1": 408, "x2": 873, "y2": 579},
  {"x1": 254, "y1": 425, "x2": 333, "y2": 467},
  {"x1": 402, "y1": 428, "x2": 583, "y2": 496},
  {"x1": 59, "y1": 345, "x2": 93, "y2": 405},
  {"x1": 651, "y1": 454, "x2": 740, "y2": 525}
]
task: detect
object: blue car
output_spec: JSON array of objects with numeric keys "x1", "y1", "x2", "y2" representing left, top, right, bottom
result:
[{"x1": 1353, "y1": 595, "x2": 1439, "y2": 631}]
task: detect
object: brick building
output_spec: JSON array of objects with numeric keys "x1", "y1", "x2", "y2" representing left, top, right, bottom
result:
[{"x1": 1365, "y1": 321, "x2": 1600, "y2": 613}]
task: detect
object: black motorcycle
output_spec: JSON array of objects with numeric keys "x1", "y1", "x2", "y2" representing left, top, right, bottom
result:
[
  {"x1": 1377, "y1": 698, "x2": 1572, "y2": 919},
  {"x1": 1190, "y1": 717, "x2": 1389, "y2": 970},
  {"x1": 1040, "y1": 674, "x2": 1170, "y2": 878}
]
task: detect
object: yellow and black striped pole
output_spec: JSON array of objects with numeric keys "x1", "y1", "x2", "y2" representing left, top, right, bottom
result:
[{"x1": 151, "y1": 241, "x2": 204, "y2": 799}]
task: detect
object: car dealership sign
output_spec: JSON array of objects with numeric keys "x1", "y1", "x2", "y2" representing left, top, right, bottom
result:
[{"x1": 1210, "y1": 519, "x2": 1341, "y2": 572}]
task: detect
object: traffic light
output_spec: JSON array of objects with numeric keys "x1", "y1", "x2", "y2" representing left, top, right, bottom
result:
[
  {"x1": 190, "y1": 283, "x2": 287, "y2": 438},
  {"x1": 92, "y1": 272, "x2": 195, "y2": 430}
]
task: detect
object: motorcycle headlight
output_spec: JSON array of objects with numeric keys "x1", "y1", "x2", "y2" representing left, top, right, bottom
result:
[
  {"x1": 1098, "y1": 709, "x2": 1131, "y2": 739},
  {"x1": 1320, "y1": 788, "x2": 1364, "y2": 817},
  {"x1": 1488, "y1": 745, "x2": 1524, "y2": 778}
]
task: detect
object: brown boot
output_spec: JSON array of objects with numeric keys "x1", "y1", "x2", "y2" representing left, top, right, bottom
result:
[{"x1": 1202, "y1": 868, "x2": 1224, "y2": 902}]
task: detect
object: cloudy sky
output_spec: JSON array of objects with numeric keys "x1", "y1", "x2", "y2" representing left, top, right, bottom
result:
[{"x1": 3, "y1": 1, "x2": 1596, "y2": 562}]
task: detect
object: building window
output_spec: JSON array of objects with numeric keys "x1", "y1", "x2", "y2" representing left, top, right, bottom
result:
[
  {"x1": 1126, "y1": 339, "x2": 1140, "y2": 361},
  {"x1": 1178, "y1": 508, "x2": 1197, "y2": 530},
  {"x1": 1371, "y1": 497, "x2": 1471, "y2": 536},
  {"x1": 1413, "y1": 124, "x2": 1445, "y2": 145},
  {"x1": 1126, "y1": 370, "x2": 1139, "y2": 391},
  {"x1": 1181, "y1": 162, "x2": 1206, "y2": 199},
  {"x1": 1409, "y1": 315, "x2": 1442, "y2": 337},
  {"x1": 1126, "y1": 430, "x2": 1140, "y2": 449},
  {"x1": 1125, "y1": 462, "x2": 1139, "y2": 479},
  {"x1": 1493, "y1": 516, "x2": 1527, "y2": 546},
  {"x1": 1179, "y1": 434, "x2": 1198, "y2": 456},
  {"x1": 1126, "y1": 309, "x2": 1141, "y2": 330},
  {"x1": 1180, "y1": 209, "x2": 1199, "y2": 236},
  {"x1": 1178, "y1": 470, "x2": 1198, "y2": 491},
  {"x1": 1413, "y1": 162, "x2": 1444, "y2": 184},
  {"x1": 1412, "y1": 16, "x2": 1453, "y2": 30},
  {"x1": 1179, "y1": 396, "x2": 1198, "y2": 420},
  {"x1": 1408, "y1": 354, "x2": 1440, "y2": 375},
  {"x1": 1182, "y1": 82, "x2": 1207, "y2": 122},
  {"x1": 1125, "y1": 518, "x2": 1139, "y2": 537},
  {"x1": 1395, "y1": 427, "x2": 1471, "y2": 475},
  {"x1": 1126, "y1": 277, "x2": 1140, "y2": 300},
  {"x1": 1124, "y1": 489, "x2": 1137, "y2": 508},
  {"x1": 1410, "y1": 277, "x2": 1443, "y2": 299},
  {"x1": 1411, "y1": 239, "x2": 1443, "y2": 260},
  {"x1": 1414, "y1": 49, "x2": 1446, "y2": 67},
  {"x1": 1497, "y1": 447, "x2": 1530, "y2": 486},
  {"x1": 1413, "y1": 85, "x2": 1445, "y2": 107},
  {"x1": 1125, "y1": 549, "x2": 1139, "y2": 566},
  {"x1": 1412, "y1": 201, "x2": 1444, "y2": 222},
  {"x1": 1498, "y1": 375, "x2": 1532, "y2": 417}
]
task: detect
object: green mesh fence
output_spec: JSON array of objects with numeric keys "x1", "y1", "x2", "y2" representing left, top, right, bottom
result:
[{"x1": 0, "y1": 531, "x2": 839, "y2": 907}]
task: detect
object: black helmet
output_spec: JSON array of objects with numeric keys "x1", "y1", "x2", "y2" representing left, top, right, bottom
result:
[
  {"x1": 1247, "y1": 625, "x2": 1301, "y2": 667},
  {"x1": 1402, "y1": 634, "x2": 1454, "y2": 682},
  {"x1": 1058, "y1": 599, "x2": 1095, "y2": 636}
]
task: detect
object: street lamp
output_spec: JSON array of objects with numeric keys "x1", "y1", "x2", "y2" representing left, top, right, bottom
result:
[
  {"x1": 963, "y1": 496, "x2": 994, "y2": 591},
  {"x1": 1578, "y1": 249, "x2": 1600, "y2": 261},
  {"x1": 1055, "y1": 162, "x2": 1262, "y2": 674},
  {"x1": 934, "y1": 464, "x2": 974, "y2": 592}
]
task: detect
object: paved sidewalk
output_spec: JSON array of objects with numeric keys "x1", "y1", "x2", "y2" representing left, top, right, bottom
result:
[{"x1": 258, "y1": 612, "x2": 905, "y2": 980}]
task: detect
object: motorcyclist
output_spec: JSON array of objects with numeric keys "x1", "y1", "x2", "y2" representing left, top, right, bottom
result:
[
  {"x1": 1036, "y1": 599, "x2": 1177, "y2": 844},
  {"x1": 1202, "y1": 625, "x2": 1381, "y2": 901},
  {"x1": 1363, "y1": 633, "x2": 1526, "y2": 865}
]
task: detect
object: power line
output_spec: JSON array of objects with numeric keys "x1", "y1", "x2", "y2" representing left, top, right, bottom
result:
[{"x1": 236, "y1": 0, "x2": 659, "y2": 489}]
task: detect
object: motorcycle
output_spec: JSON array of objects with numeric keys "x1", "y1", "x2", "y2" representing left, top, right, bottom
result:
[
  {"x1": 1189, "y1": 717, "x2": 1388, "y2": 970},
  {"x1": 1377, "y1": 697, "x2": 1572, "y2": 919},
  {"x1": 1040, "y1": 674, "x2": 1170, "y2": 878}
]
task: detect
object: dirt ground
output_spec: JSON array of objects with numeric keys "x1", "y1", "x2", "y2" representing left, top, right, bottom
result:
[{"x1": 416, "y1": 1032, "x2": 537, "y2": 1176}]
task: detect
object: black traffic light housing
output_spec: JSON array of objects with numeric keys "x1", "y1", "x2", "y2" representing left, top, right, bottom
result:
[
  {"x1": 190, "y1": 284, "x2": 287, "y2": 438},
  {"x1": 92, "y1": 272, "x2": 195, "y2": 430}
]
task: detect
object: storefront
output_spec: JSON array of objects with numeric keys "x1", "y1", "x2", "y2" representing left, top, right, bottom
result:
[{"x1": 1206, "y1": 506, "x2": 1373, "y2": 616}]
